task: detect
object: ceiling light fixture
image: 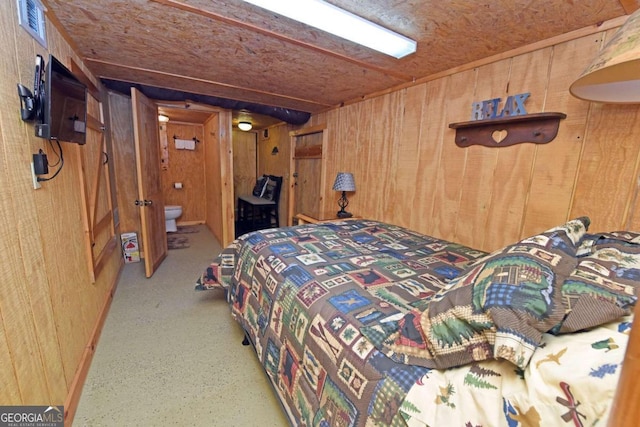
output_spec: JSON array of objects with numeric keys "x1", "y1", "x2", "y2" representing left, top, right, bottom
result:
[
  {"x1": 238, "y1": 121, "x2": 253, "y2": 131},
  {"x1": 158, "y1": 114, "x2": 169, "y2": 123},
  {"x1": 241, "y1": 0, "x2": 416, "y2": 59}
]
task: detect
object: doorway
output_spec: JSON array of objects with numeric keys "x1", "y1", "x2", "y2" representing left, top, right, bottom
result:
[
  {"x1": 108, "y1": 93, "x2": 235, "y2": 276},
  {"x1": 289, "y1": 124, "x2": 327, "y2": 223}
]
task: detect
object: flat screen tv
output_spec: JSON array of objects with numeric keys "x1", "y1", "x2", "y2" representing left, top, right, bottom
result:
[{"x1": 35, "y1": 54, "x2": 88, "y2": 145}]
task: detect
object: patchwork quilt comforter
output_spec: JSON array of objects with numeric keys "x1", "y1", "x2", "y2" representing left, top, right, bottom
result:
[{"x1": 196, "y1": 219, "x2": 638, "y2": 426}]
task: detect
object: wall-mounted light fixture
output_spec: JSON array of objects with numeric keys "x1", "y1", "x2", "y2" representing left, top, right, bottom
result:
[
  {"x1": 238, "y1": 121, "x2": 253, "y2": 131},
  {"x1": 158, "y1": 114, "x2": 170, "y2": 122}
]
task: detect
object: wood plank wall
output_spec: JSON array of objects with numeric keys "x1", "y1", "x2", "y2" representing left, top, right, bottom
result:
[
  {"x1": 161, "y1": 122, "x2": 206, "y2": 224},
  {"x1": 302, "y1": 27, "x2": 640, "y2": 253},
  {"x1": 205, "y1": 111, "x2": 236, "y2": 246},
  {"x1": 233, "y1": 129, "x2": 257, "y2": 202},
  {"x1": 0, "y1": 0, "x2": 637, "y2": 419},
  {"x1": 0, "y1": 0, "x2": 121, "y2": 417}
]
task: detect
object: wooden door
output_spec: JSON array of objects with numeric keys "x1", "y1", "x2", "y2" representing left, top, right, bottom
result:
[
  {"x1": 108, "y1": 90, "x2": 141, "y2": 235},
  {"x1": 77, "y1": 98, "x2": 117, "y2": 282},
  {"x1": 288, "y1": 125, "x2": 327, "y2": 224},
  {"x1": 69, "y1": 62, "x2": 117, "y2": 283},
  {"x1": 294, "y1": 157, "x2": 322, "y2": 216},
  {"x1": 131, "y1": 88, "x2": 167, "y2": 277}
]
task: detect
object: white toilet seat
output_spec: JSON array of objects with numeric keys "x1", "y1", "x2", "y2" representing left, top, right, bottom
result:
[{"x1": 164, "y1": 205, "x2": 182, "y2": 232}]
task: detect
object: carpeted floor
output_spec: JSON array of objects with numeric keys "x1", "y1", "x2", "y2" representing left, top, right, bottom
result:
[{"x1": 74, "y1": 225, "x2": 288, "y2": 426}]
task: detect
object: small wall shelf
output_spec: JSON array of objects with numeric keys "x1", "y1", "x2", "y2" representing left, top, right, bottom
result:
[{"x1": 449, "y1": 112, "x2": 567, "y2": 148}]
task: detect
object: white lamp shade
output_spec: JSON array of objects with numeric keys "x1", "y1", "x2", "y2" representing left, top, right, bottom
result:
[
  {"x1": 332, "y1": 172, "x2": 355, "y2": 191},
  {"x1": 570, "y1": 9, "x2": 640, "y2": 103}
]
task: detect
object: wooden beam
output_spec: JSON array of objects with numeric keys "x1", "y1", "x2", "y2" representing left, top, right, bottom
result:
[
  {"x1": 74, "y1": 144, "x2": 96, "y2": 282},
  {"x1": 84, "y1": 58, "x2": 331, "y2": 110},
  {"x1": 90, "y1": 131, "x2": 106, "y2": 230},
  {"x1": 92, "y1": 237, "x2": 117, "y2": 279},
  {"x1": 85, "y1": 114, "x2": 104, "y2": 132},
  {"x1": 94, "y1": 212, "x2": 112, "y2": 237}
]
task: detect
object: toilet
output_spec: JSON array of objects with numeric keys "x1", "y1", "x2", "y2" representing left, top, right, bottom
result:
[{"x1": 164, "y1": 205, "x2": 183, "y2": 232}]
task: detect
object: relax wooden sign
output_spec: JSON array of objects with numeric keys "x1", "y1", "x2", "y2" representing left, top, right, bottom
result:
[
  {"x1": 449, "y1": 91, "x2": 566, "y2": 148},
  {"x1": 470, "y1": 92, "x2": 530, "y2": 121}
]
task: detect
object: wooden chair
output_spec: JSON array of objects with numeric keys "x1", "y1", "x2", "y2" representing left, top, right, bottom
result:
[{"x1": 237, "y1": 175, "x2": 283, "y2": 234}]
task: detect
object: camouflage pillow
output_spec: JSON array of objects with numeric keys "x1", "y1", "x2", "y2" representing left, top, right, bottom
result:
[
  {"x1": 360, "y1": 217, "x2": 590, "y2": 370},
  {"x1": 555, "y1": 231, "x2": 640, "y2": 333}
]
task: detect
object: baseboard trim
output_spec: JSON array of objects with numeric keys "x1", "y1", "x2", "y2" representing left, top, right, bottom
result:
[{"x1": 63, "y1": 258, "x2": 124, "y2": 425}]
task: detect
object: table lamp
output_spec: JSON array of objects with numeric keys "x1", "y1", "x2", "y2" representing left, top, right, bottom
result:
[{"x1": 332, "y1": 172, "x2": 356, "y2": 218}]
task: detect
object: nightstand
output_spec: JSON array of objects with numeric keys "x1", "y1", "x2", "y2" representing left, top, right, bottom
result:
[{"x1": 295, "y1": 211, "x2": 361, "y2": 225}]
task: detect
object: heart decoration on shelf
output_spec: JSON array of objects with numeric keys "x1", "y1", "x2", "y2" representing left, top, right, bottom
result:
[{"x1": 492, "y1": 129, "x2": 508, "y2": 143}]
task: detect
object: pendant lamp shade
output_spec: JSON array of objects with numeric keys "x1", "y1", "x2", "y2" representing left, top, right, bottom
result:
[{"x1": 570, "y1": 9, "x2": 640, "y2": 103}]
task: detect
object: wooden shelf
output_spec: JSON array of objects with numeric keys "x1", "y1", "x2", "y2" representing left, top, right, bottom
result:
[{"x1": 449, "y1": 112, "x2": 567, "y2": 148}]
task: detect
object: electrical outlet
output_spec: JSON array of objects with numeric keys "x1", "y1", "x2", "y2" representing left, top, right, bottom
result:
[{"x1": 31, "y1": 162, "x2": 41, "y2": 189}]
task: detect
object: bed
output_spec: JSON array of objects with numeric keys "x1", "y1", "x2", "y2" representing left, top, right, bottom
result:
[{"x1": 196, "y1": 217, "x2": 638, "y2": 426}]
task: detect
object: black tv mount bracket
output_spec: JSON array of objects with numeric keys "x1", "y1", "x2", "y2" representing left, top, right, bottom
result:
[
  {"x1": 18, "y1": 54, "x2": 44, "y2": 121},
  {"x1": 17, "y1": 83, "x2": 37, "y2": 121}
]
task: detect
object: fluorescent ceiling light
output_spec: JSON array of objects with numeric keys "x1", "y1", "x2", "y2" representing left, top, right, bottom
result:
[{"x1": 242, "y1": 0, "x2": 416, "y2": 59}]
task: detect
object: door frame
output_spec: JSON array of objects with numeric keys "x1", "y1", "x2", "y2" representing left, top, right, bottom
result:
[{"x1": 288, "y1": 124, "x2": 327, "y2": 225}]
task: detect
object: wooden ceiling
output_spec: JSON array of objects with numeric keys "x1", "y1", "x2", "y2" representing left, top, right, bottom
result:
[{"x1": 45, "y1": 0, "x2": 638, "y2": 118}]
